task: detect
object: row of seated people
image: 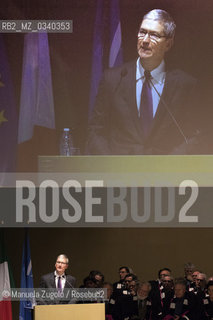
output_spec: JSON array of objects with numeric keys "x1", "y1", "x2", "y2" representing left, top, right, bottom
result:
[{"x1": 80, "y1": 265, "x2": 213, "y2": 320}]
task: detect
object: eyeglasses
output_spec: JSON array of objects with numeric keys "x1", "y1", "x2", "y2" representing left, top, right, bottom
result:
[
  {"x1": 196, "y1": 279, "x2": 205, "y2": 282},
  {"x1": 56, "y1": 261, "x2": 67, "y2": 265},
  {"x1": 138, "y1": 29, "x2": 167, "y2": 42}
]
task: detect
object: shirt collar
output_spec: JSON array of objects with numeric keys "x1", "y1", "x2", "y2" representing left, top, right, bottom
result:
[
  {"x1": 136, "y1": 58, "x2": 166, "y2": 84},
  {"x1": 54, "y1": 271, "x2": 65, "y2": 278}
]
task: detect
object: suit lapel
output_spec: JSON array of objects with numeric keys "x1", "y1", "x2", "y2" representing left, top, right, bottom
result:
[
  {"x1": 121, "y1": 61, "x2": 145, "y2": 138},
  {"x1": 51, "y1": 273, "x2": 56, "y2": 288},
  {"x1": 64, "y1": 277, "x2": 69, "y2": 288}
]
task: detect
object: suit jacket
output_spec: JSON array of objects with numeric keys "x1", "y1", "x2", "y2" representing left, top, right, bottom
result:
[
  {"x1": 200, "y1": 296, "x2": 213, "y2": 320},
  {"x1": 163, "y1": 291, "x2": 197, "y2": 320},
  {"x1": 112, "y1": 292, "x2": 138, "y2": 320},
  {"x1": 87, "y1": 60, "x2": 200, "y2": 155},
  {"x1": 39, "y1": 272, "x2": 76, "y2": 304}
]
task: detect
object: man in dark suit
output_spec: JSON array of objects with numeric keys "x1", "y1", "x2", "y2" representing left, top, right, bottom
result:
[
  {"x1": 149, "y1": 268, "x2": 173, "y2": 319},
  {"x1": 164, "y1": 278, "x2": 197, "y2": 319},
  {"x1": 39, "y1": 254, "x2": 76, "y2": 304},
  {"x1": 87, "y1": 9, "x2": 200, "y2": 155}
]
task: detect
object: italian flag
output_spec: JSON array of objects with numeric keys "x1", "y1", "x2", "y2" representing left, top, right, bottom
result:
[{"x1": 0, "y1": 231, "x2": 14, "y2": 320}]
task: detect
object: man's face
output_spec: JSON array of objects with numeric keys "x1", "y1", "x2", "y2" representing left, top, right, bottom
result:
[
  {"x1": 175, "y1": 284, "x2": 186, "y2": 298},
  {"x1": 119, "y1": 268, "x2": 128, "y2": 280},
  {"x1": 162, "y1": 276, "x2": 173, "y2": 290},
  {"x1": 125, "y1": 276, "x2": 133, "y2": 289},
  {"x1": 192, "y1": 271, "x2": 200, "y2": 282},
  {"x1": 129, "y1": 280, "x2": 137, "y2": 296},
  {"x1": 184, "y1": 266, "x2": 194, "y2": 281},
  {"x1": 94, "y1": 274, "x2": 103, "y2": 288},
  {"x1": 159, "y1": 270, "x2": 171, "y2": 281},
  {"x1": 195, "y1": 274, "x2": 206, "y2": 289},
  {"x1": 208, "y1": 285, "x2": 213, "y2": 299},
  {"x1": 137, "y1": 19, "x2": 172, "y2": 68},
  {"x1": 184, "y1": 267, "x2": 194, "y2": 277},
  {"x1": 137, "y1": 284, "x2": 150, "y2": 299},
  {"x1": 55, "y1": 255, "x2": 68, "y2": 275}
]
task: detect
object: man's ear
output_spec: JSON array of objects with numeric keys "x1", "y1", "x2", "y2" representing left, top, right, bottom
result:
[{"x1": 165, "y1": 37, "x2": 174, "y2": 52}]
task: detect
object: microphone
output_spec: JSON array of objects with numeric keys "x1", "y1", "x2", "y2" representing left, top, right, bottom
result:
[
  {"x1": 148, "y1": 75, "x2": 189, "y2": 144},
  {"x1": 65, "y1": 275, "x2": 74, "y2": 288},
  {"x1": 65, "y1": 278, "x2": 74, "y2": 288},
  {"x1": 64, "y1": 278, "x2": 77, "y2": 304}
]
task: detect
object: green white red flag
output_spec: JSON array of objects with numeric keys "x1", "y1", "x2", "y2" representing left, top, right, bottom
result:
[{"x1": 0, "y1": 231, "x2": 14, "y2": 320}]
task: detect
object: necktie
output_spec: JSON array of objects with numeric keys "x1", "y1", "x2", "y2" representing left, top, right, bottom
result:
[
  {"x1": 57, "y1": 276, "x2": 62, "y2": 290},
  {"x1": 138, "y1": 299, "x2": 146, "y2": 319},
  {"x1": 140, "y1": 70, "x2": 153, "y2": 136}
]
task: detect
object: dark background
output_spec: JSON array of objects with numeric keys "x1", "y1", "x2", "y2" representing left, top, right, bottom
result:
[{"x1": 1, "y1": 0, "x2": 213, "y2": 318}]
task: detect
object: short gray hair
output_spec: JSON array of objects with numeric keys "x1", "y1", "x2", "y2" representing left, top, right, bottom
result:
[
  {"x1": 143, "y1": 9, "x2": 176, "y2": 38},
  {"x1": 138, "y1": 281, "x2": 151, "y2": 291},
  {"x1": 56, "y1": 254, "x2": 69, "y2": 264}
]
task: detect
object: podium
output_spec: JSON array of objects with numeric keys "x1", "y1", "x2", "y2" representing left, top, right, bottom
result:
[
  {"x1": 38, "y1": 155, "x2": 213, "y2": 173},
  {"x1": 34, "y1": 303, "x2": 105, "y2": 320},
  {"x1": 37, "y1": 155, "x2": 213, "y2": 227},
  {"x1": 38, "y1": 155, "x2": 213, "y2": 186}
]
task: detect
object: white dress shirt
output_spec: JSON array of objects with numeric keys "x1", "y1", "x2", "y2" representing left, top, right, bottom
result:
[
  {"x1": 54, "y1": 271, "x2": 66, "y2": 290},
  {"x1": 136, "y1": 58, "x2": 166, "y2": 117}
]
